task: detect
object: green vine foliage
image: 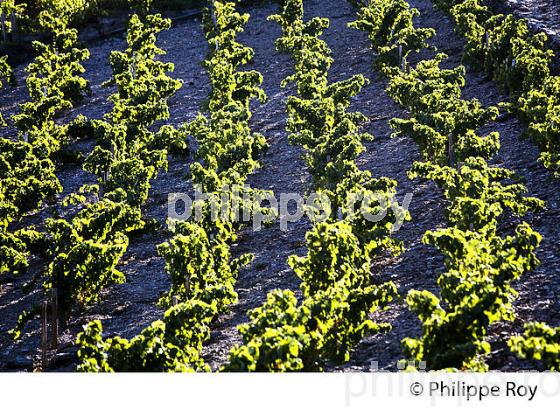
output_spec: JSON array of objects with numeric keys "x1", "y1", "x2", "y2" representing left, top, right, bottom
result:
[
  {"x1": 185, "y1": 0, "x2": 268, "y2": 190},
  {"x1": 387, "y1": 54, "x2": 500, "y2": 165},
  {"x1": 84, "y1": 10, "x2": 182, "y2": 206},
  {"x1": 409, "y1": 157, "x2": 543, "y2": 231},
  {"x1": 202, "y1": 1, "x2": 266, "y2": 112},
  {"x1": 0, "y1": 140, "x2": 61, "y2": 276},
  {"x1": 436, "y1": 0, "x2": 560, "y2": 175},
  {"x1": 0, "y1": 56, "x2": 15, "y2": 125},
  {"x1": 351, "y1": 0, "x2": 543, "y2": 371},
  {"x1": 482, "y1": 15, "x2": 553, "y2": 95},
  {"x1": 0, "y1": 200, "x2": 29, "y2": 276},
  {"x1": 349, "y1": 0, "x2": 435, "y2": 70},
  {"x1": 288, "y1": 222, "x2": 397, "y2": 363},
  {"x1": 12, "y1": 9, "x2": 90, "y2": 155},
  {"x1": 9, "y1": 2, "x2": 184, "y2": 341},
  {"x1": 44, "y1": 192, "x2": 144, "y2": 317},
  {"x1": 183, "y1": 0, "x2": 273, "y2": 238},
  {"x1": 0, "y1": 139, "x2": 62, "y2": 215},
  {"x1": 1, "y1": 10, "x2": 88, "y2": 284},
  {"x1": 223, "y1": 0, "x2": 403, "y2": 372},
  {"x1": 272, "y1": 0, "x2": 406, "y2": 227},
  {"x1": 0, "y1": 57, "x2": 63, "y2": 279},
  {"x1": 225, "y1": 289, "x2": 322, "y2": 371},
  {"x1": 77, "y1": 1, "x2": 267, "y2": 372},
  {"x1": 0, "y1": 234, "x2": 27, "y2": 276},
  {"x1": 516, "y1": 76, "x2": 560, "y2": 176},
  {"x1": 7, "y1": 185, "x2": 146, "y2": 339},
  {"x1": 509, "y1": 322, "x2": 560, "y2": 371},
  {"x1": 403, "y1": 222, "x2": 541, "y2": 371},
  {"x1": 157, "y1": 221, "x2": 252, "y2": 311},
  {"x1": 77, "y1": 300, "x2": 216, "y2": 372},
  {"x1": 449, "y1": 0, "x2": 492, "y2": 64},
  {"x1": 225, "y1": 222, "x2": 397, "y2": 371},
  {"x1": 284, "y1": 74, "x2": 372, "y2": 197}
]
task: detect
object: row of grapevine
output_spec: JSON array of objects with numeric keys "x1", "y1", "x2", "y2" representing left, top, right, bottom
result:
[
  {"x1": 435, "y1": 0, "x2": 560, "y2": 371},
  {"x1": 0, "y1": 0, "x2": 201, "y2": 35},
  {"x1": 350, "y1": 0, "x2": 544, "y2": 370},
  {"x1": 222, "y1": 0, "x2": 407, "y2": 371},
  {"x1": 1, "y1": 7, "x2": 89, "y2": 303},
  {"x1": 3, "y1": 0, "x2": 556, "y2": 372},
  {"x1": 75, "y1": 0, "x2": 271, "y2": 372},
  {"x1": 14, "y1": 9, "x2": 91, "y2": 154},
  {"x1": 8, "y1": 0, "x2": 182, "y2": 339},
  {"x1": 432, "y1": 0, "x2": 560, "y2": 177},
  {"x1": 509, "y1": 322, "x2": 560, "y2": 370}
]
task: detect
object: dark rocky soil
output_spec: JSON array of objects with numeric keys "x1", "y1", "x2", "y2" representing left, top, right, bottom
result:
[
  {"x1": 0, "y1": 0, "x2": 558, "y2": 372},
  {"x1": 493, "y1": 0, "x2": 560, "y2": 50}
]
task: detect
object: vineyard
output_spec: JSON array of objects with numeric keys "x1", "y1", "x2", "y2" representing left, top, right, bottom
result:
[{"x1": 0, "y1": 0, "x2": 559, "y2": 372}]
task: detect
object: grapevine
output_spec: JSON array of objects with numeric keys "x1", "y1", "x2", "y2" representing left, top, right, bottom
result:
[
  {"x1": 223, "y1": 0, "x2": 406, "y2": 372},
  {"x1": 350, "y1": 0, "x2": 542, "y2": 370},
  {"x1": 434, "y1": 0, "x2": 560, "y2": 176},
  {"x1": 76, "y1": 0, "x2": 268, "y2": 372}
]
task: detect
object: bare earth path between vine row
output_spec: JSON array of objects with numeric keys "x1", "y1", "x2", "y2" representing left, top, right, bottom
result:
[{"x1": 0, "y1": 0, "x2": 558, "y2": 371}]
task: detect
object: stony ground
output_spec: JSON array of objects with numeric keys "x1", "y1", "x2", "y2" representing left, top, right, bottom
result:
[
  {"x1": 492, "y1": 0, "x2": 560, "y2": 50},
  {"x1": 0, "y1": 0, "x2": 558, "y2": 371}
]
